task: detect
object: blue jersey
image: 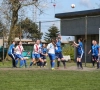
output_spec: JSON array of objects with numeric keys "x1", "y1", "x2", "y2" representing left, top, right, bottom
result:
[
  {"x1": 42, "y1": 48, "x2": 47, "y2": 54},
  {"x1": 8, "y1": 44, "x2": 15, "y2": 54},
  {"x1": 94, "y1": 45, "x2": 99, "y2": 56},
  {"x1": 77, "y1": 42, "x2": 84, "y2": 54},
  {"x1": 55, "y1": 40, "x2": 62, "y2": 53},
  {"x1": 91, "y1": 45, "x2": 95, "y2": 55}
]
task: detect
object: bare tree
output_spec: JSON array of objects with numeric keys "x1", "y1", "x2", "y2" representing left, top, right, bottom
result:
[{"x1": 0, "y1": 0, "x2": 48, "y2": 60}]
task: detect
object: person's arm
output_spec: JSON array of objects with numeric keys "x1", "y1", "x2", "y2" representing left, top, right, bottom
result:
[
  {"x1": 73, "y1": 41, "x2": 79, "y2": 47},
  {"x1": 88, "y1": 50, "x2": 91, "y2": 54}
]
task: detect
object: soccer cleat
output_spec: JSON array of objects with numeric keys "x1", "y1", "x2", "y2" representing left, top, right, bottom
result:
[{"x1": 51, "y1": 68, "x2": 55, "y2": 70}]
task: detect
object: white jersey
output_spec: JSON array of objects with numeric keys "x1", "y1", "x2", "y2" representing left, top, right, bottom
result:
[
  {"x1": 33, "y1": 44, "x2": 41, "y2": 54},
  {"x1": 16, "y1": 45, "x2": 24, "y2": 54},
  {"x1": 47, "y1": 43, "x2": 55, "y2": 54}
]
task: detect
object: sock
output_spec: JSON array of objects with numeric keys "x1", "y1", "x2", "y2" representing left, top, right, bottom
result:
[
  {"x1": 20, "y1": 60, "x2": 24, "y2": 67},
  {"x1": 30, "y1": 62, "x2": 33, "y2": 66},
  {"x1": 15, "y1": 60, "x2": 18, "y2": 66},
  {"x1": 93, "y1": 61, "x2": 95, "y2": 66},
  {"x1": 79, "y1": 62, "x2": 83, "y2": 68},
  {"x1": 57, "y1": 61, "x2": 60, "y2": 67},
  {"x1": 24, "y1": 60, "x2": 27, "y2": 66},
  {"x1": 43, "y1": 61, "x2": 47, "y2": 66},
  {"x1": 62, "y1": 60, "x2": 66, "y2": 67},
  {"x1": 52, "y1": 61, "x2": 55, "y2": 68},
  {"x1": 40, "y1": 61, "x2": 43, "y2": 67},
  {"x1": 77, "y1": 61, "x2": 79, "y2": 68},
  {"x1": 50, "y1": 61, "x2": 52, "y2": 67},
  {"x1": 97, "y1": 62, "x2": 99, "y2": 68}
]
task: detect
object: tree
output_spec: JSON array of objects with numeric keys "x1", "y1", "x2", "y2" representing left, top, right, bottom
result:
[
  {"x1": 62, "y1": 44, "x2": 74, "y2": 60},
  {"x1": 0, "y1": 21, "x2": 8, "y2": 38},
  {"x1": 44, "y1": 25, "x2": 60, "y2": 42},
  {"x1": 15, "y1": 18, "x2": 43, "y2": 39},
  {"x1": 0, "y1": 0, "x2": 47, "y2": 60}
]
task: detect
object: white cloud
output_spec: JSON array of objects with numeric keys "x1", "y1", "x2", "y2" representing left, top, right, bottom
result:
[{"x1": 79, "y1": 0, "x2": 92, "y2": 8}]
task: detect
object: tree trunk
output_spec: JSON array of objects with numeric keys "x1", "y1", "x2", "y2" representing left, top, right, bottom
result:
[{"x1": 5, "y1": 0, "x2": 21, "y2": 60}]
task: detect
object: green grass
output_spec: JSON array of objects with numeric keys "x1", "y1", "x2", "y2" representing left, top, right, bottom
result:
[
  {"x1": 0, "y1": 61, "x2": 100, "y2": 90},
  {"x1": 0, "y1": 70, "x2": 100, "y2": 90}
]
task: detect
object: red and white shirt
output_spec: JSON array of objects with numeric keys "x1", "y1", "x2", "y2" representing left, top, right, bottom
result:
[
  {"x1": 16, "y1": 45, "x2": 24, "y2": 54},
  {"x1": 33, "y1": 44, "x2": 41, "y2": 54}
]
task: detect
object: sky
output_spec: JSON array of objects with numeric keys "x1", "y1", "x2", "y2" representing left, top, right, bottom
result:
[
  {"x1": 1, "y1": 0, "x2": 100, "y2": 41},
  {"x1": 35, "y1": 0, "x2": 100, "y2": 41}
]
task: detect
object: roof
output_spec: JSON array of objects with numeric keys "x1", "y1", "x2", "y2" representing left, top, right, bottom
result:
[{"x1": 55, "y1": 8, "x2": 100, "y2": 19}]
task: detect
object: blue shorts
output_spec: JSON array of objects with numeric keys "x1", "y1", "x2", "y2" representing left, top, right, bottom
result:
[
  {"x1": 77, "y1": 53, "x2": 83, "y2": 58},
  {"x1": 15, "y1": 54, "x2": 24, "y2": 59},
  {"x1": 48, "y1": 54, "x2": 55, "y2": 61},
  {"x1": 55, "y1": 52, "x2": 63, "y2": 59},
  {"x1": 32, "y1": 54, "x2": 40, "y2": 59}
]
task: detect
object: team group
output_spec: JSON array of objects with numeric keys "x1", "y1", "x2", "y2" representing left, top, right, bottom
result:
[{"x1": 7, "y1": 34, "x2": 100, "y2": 70}]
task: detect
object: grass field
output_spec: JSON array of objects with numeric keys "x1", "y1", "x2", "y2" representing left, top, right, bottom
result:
[{"x1": 0, "y1": 60, "x2": 100, "y2": 90}]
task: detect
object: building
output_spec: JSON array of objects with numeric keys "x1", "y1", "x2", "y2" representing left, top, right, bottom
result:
[{"x1": 55, "y1": 9, "x2": 100, "y2": 62}]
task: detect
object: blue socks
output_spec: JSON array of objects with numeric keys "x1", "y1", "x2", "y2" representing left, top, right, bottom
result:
[
  {"x1": 20, "y1": 60, "x2": 24, "y2": 67},
  {"x1": 15, "y1": 60, "x2": 18, "y2": 66},
  {"x1": 50, "y1": 61, "x2": 55, "y2": 68},
  {"x1": 52, "y1": 61, "x2": 55, "y2": 68},
  {"x1": 24, "y1": 60, "x2": 27, "y2": 66}
]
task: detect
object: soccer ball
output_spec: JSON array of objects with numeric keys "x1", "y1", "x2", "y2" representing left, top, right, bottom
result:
[{"x1": 71, "y1": 4, "x2": 75, "y2": 8}]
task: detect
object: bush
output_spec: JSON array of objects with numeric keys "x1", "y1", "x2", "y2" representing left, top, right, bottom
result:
[{"x1": 62, "y1": 44, "x2": 74, "y2": 60}]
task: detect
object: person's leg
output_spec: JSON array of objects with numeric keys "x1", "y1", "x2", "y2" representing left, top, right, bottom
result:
[
  {"x1": 77, "y1": 57, "x2": 79, "y2": 68},
  {"x1": 96, "y1": 56, "x2": 99, "y2": 69},
  {"x1": 30, "y1": 54, "x2": 35, "y2": 66},
  {"x1": 79, "y1": 58, "x2": 83, "y2": 69},
  {"x1": 51, "y1": 54, "x2": 55, "y2": 69},
  {"x1": 92, "y1": 56, "x2": 95, "y2": 67},
  {"x1": 57, "y1": 58, "x2": 60, "y2": 68},
  {"x1": 9, "y1": 54, "x2": 16, "y2": 67}
]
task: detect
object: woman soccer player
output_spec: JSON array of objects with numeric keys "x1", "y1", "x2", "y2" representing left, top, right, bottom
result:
[
  {"x1": 8, "y1": 41, "x2": 16, "y2": 68},
  {"x1": 47, "y1": 39, "x2": 56, "y2": 70},
  {"x1": 30, "y1": 39, "x2": 43, "y2": 67},
  {"x1": 40, "y1": 44, "x2": 48, "y2": 67},
  {"x1": 73, "y1": 38, "x2": 84, "y2": 69},
  {"x1": 15, "y1": 41, "x2": 27, "y2": 68},
  {"x1": 88, "y1": 40, "x2": 96, "y2": 67},
  {"x1": 55, "y1": 35, "x2": 66, "y2": 69}
]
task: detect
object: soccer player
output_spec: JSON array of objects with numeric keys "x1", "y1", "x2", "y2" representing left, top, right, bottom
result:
[
  {"x1": 88, "y1": 40, "x2": 96, "y2": 67},
  {"x1": 94, "y1": 41, "x2": 100, "y2": 69},
  {"x1": 15, "y1": 41, "x2": 27, "y2": 68},
  {"x1": 8, "y1": 41, "x2": 16, "y2": 68},
  {"x1": 73, "y1": 38, "x2": 84, "y2": 69},
  {"x1": 47, "y1": 39, "x2": 56, "y2": 70},
  {"x1": 30, "y1": 39, "x2": 43, "y2": 67},
  {"x1": 40, "y1": 44, "x2": 48, "y2": 67},
  {"x1": 55, "y1": 34, "x2": 66, "y2": 69}
]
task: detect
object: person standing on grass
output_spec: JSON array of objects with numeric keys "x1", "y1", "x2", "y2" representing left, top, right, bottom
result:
[
  {"x1": 8, "y1": 41, "x2": 17, "y2": 68},
  {"x1": 40, "y1": 44, "x2": 48, "y2": 67},
  {"x1": 15, "y1": 41, "x2": 27, "y2": 68},
  {"x1": 47, "y1": 39, "x2": 57, "y2": 70},
  {"x1": 55, "y1": 34, "x2": 66, "y2": 69},
  {"x1": 30, "y1": 39, "x2": 43, "y2": 67},
  {"x1": 94, "y1": 41, "x2": 100, "y2": 69},
  {"x1": 88, "y1": 40, "x2": 96, "y2": 67},
  {"x1": 73, "y1": 38, "x2": 84, "y2": 69}
]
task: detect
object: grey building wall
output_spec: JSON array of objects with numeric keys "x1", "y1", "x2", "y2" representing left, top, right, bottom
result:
[{"x1": 61, "y1": 15, "x2": 100, "y2": 36}]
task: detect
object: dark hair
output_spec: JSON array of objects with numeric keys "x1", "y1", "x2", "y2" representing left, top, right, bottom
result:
[{"x1": 78, "y1": 38, "x2": 83, "y2": 42}]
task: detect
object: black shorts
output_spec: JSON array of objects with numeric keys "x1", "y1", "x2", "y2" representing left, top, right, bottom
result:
[
  {"x1": 40, "y1": 54, "x2": 46, "y2": 60},
  {"x1": 77, "y1": 53, "x2": 83, "y2": 58},
  {"x1": 92, "y1": 55, "x2": 98, "y2": 61},
  {"x1": 55, "y1": 52, "x2": 63, "y2": 59}
]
